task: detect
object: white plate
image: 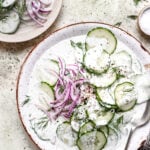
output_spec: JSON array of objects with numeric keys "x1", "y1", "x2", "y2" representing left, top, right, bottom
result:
[
  {"x1": 0, "y1": 0, "x2": 62, "y2": 43},
  {"x1": 16, "y1": 22, "x2": 150, "y2": 150}
]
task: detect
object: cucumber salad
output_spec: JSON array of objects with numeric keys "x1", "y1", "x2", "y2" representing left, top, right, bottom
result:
[
  {"x1": 0, "y1": 0, "x2": 53, "y2": 34},
  {"x1": 24, "y1": 27, "x2": 150, "y2": 150}
]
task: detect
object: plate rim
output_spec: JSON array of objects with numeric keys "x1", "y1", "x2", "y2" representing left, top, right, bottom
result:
[
  {"x1": 16, "y1": 22, "x2": 150, "y2": 150},
  {"x1": 0, "y1": 0, "x2": 62, "y2": 43}
]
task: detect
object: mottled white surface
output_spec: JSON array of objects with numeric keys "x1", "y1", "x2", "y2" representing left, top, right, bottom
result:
[{"x1": 0, "y1": 0, "x2": 150, "y2": 150}]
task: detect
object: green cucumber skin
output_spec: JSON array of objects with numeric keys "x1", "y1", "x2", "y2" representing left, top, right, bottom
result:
[
  {"x1": 87, "y1": 109, "x2": 115, "y2": 127},
  {"x1": 97, "y1": 126, "x2": 109, "y2": 137},
  {"x1": 1, "y1": 0, "x2": 16, "y2": 8},
  {"x1": 0, "y1": 11, "x2": 20, "y2": 34},
  {"x1": 41, "y1": 81, "x2": 55, "y2": 92},
  {"x1": 114, "y1": 82, "x2": 137, "y2": 112},
  {"x1": 96, "y1": 88, "x2": 117, "y2": 108},
  {"x1": 83, "y1": 49, "x2": 110, "y2": 75},
  {"x1": 85, "y1": 27, "x2": 117, "y2": 54},
  {"x1": 89, "y1": 69, "x2": 117, "y2": 88},
  {"x1": 0, "y1": 19, "x2": 20, "y2": 34},
  {"x1": 70, "y1": 105, "x2": 88, "y2": 132},
  {"x1": 77, "y1": 130, "x2": 107, "y2": 150},
  {"x1": 78, "y1": 121, "x2": 96, "y2": 137},
  {"x1": 115, "y1": 100, "x2": 137, "y2": 112}
]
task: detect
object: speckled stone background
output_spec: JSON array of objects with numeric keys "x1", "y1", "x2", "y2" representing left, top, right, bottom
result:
[{"x1": 0, "y1": 0, "x2": 150, "y2": 150}]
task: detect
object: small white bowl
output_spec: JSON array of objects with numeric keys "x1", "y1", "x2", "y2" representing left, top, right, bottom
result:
[{"x1": 138, "y1": 6, "x2": 150, "y2": 36}]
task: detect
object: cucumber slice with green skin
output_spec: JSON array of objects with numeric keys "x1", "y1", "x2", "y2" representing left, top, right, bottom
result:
[
  {"x1": 88, "y1": 109, "x2": 115, "y2": 127},
  {"x1": 85, "y1": 27, "x2": 117, "y2": 54},
  {"x1": 39, "y1": 59, "x2": 59, "y2": 86},
  {"x1": 90, "y1": 68, "x2": 117, "y2": 88},
  {"x1": 41, "y1": 81, "x2": 54, "y2": 95},
  {"x1": 79, "y1": 121, "x2": 95, "y2": 137},
  {"x1": 115, "y1": 82, "x2": 136, "y2": 111},
  {"x1": 86, "y1": 97, "x2": 115, "y2": 126},
  {"x1": 71, "y1": 105, "x2": 87, "y2": 132},
  {"x1": 77, "y1": 130, "x2": 107, "y2": 150},
  {"x1": 97, "y1": 88, "x2": 115, "y2": 105},
  {"x1": 84, "y1": 50, "x2": 110, "y2": 74},
  {"x1": 38, "y1": 82, "x2": 54, "y2": 111},
  {"x1": 86, "y1": 96, "x2": 102, "y2": 115},
  {"x1": 30, "y1": 116, "x2": 50, "y2": 141},
  {"x1": 2, "y1": 0, "x2": 16, "y2": 8},
  {"x1": 56, "y1": 122, "x2": 77, "y2": 146},
  {"x1": 98, "y1": 126, "x2": 109, "y2": 137},
  {"x1": 0, "y1": 11, "x2": 20, "y2": 34},
  {"x1": 99, "y1": 101, "x2": 117, "y2": 109},
  {"x1": 111, "y1": 51, "x2": 132, "y2": 76}
]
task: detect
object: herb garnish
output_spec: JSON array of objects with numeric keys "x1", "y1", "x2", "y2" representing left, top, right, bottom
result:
[
  {"x1": 30, "y1": 118, "x2": 50, "y2": 141},
  {"x1": 134, "y1": 0, "x2": 142, "y2": 5},
  {"x1": 127, "y1": 15, "x2": 138, "y2": 20},
  {"x1": 35, "y1": 117, "x2": 49, "y2": 130},
  {"x1": 109, "y1": 115, "x2": 124, "y2": 131},
  {"x1": 15, "y1": 0, "x2": 26, "y2": 17},
  {"x1": 114, "y1": 22, "x2": 122, "y2": 27},
  {"x1": 22, "y1": 95, "x2": 30, "y2": 106},
  {"x1": 70, "y1": 40, "x2": 85, "y2": 50}
]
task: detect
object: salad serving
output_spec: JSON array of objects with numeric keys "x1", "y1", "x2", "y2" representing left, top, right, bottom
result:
[
  {"x1": 20, "y1": 26, "x2": 150, "y2": 150},
  {"x1": 0, "y1": 0, "x2": 53, "y2": 34}
]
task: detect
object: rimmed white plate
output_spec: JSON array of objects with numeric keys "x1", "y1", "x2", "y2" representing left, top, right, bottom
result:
[
  {"x1": 0, "y1": 0, "x2": 62, "y2": 43},
  {"x1": 16, "y1": 22, "x2": 150, "y2": 150}
]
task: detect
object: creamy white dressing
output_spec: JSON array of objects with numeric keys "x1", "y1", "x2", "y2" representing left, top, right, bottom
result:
[{"x1": 22, "y1": 34, "x2": 150, "y2": 150}]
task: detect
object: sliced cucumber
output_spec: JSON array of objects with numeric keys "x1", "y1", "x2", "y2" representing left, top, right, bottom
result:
[
  {"x1": 99, "y1": 126, "x2": 109, "y2": 137},
  {"x1": 90, "y1": 68, "x2": 117, "y2": 88},
  {"x1": 77, "y1": 130, "x2": 107, "y2": 150},
  {"x1": 38, "y1": 82, "x2": 54, "y2": 111},
  {"x1": 88, "y1": 109, "x2": 115, "y2": 127},
  {"x1": 86, "y1": 96, "x2": 102, "y2": 113},
  {"x1": 115, "y1": 82, "x2": 136, "y2": 111},
  {"x1": 86, "y1": 97, "x2": 115, "y2": 126},
  {"x1": 2, "y1": 0, "x2": 16, "y2": 8},
  {"x1": 85, "y1": 27, "x2": 117, "y2": 54},
  {"x1": 41, "y1": 81, "x2": 54, "y2": 96},
  {"x1": 30, "y1": 116, "x2": 50, "y2": 141},
  {"x1": 39, "y1": 59, "x2": 59, "y2": 86},
  {"x1": 79, "y1": 121, "x2": 95, "y2": 137},
  {"x1": 84, "y1": 50, "x2": 110, "y2": 74},
  {"x1": 56, "y1": 122, "x2": 77, "y2": 146},
  {"x1": 71, "y1": 105, "x2": 87, "y2": 132},
  {"x1": 97, "y1": 88, "x2": 115, "y2": 105},
  {"x1": 99, "y1": 101, "x2": 117, "y2": 109},
  {"x1": 111, "y1": 51, "x2": 132, "y2": 76},
  {"x1": 0, "y1": 11, "x2": 20, "y2": 34}
]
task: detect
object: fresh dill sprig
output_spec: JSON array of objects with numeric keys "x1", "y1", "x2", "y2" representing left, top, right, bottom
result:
[
  {"x1": 36, "y1": 117, "x2": 49, "y2": 130},
  {"x1": 15, "y1": 0, "x2": 26, "y2": 17},
  {"x1": 70, "y1": 40, "x2": 85, "y2": 50}
]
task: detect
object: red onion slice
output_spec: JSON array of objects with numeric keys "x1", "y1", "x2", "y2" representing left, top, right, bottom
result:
[{"x1": 26, "y1": 0, "x2": 44, "y2": 26}]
